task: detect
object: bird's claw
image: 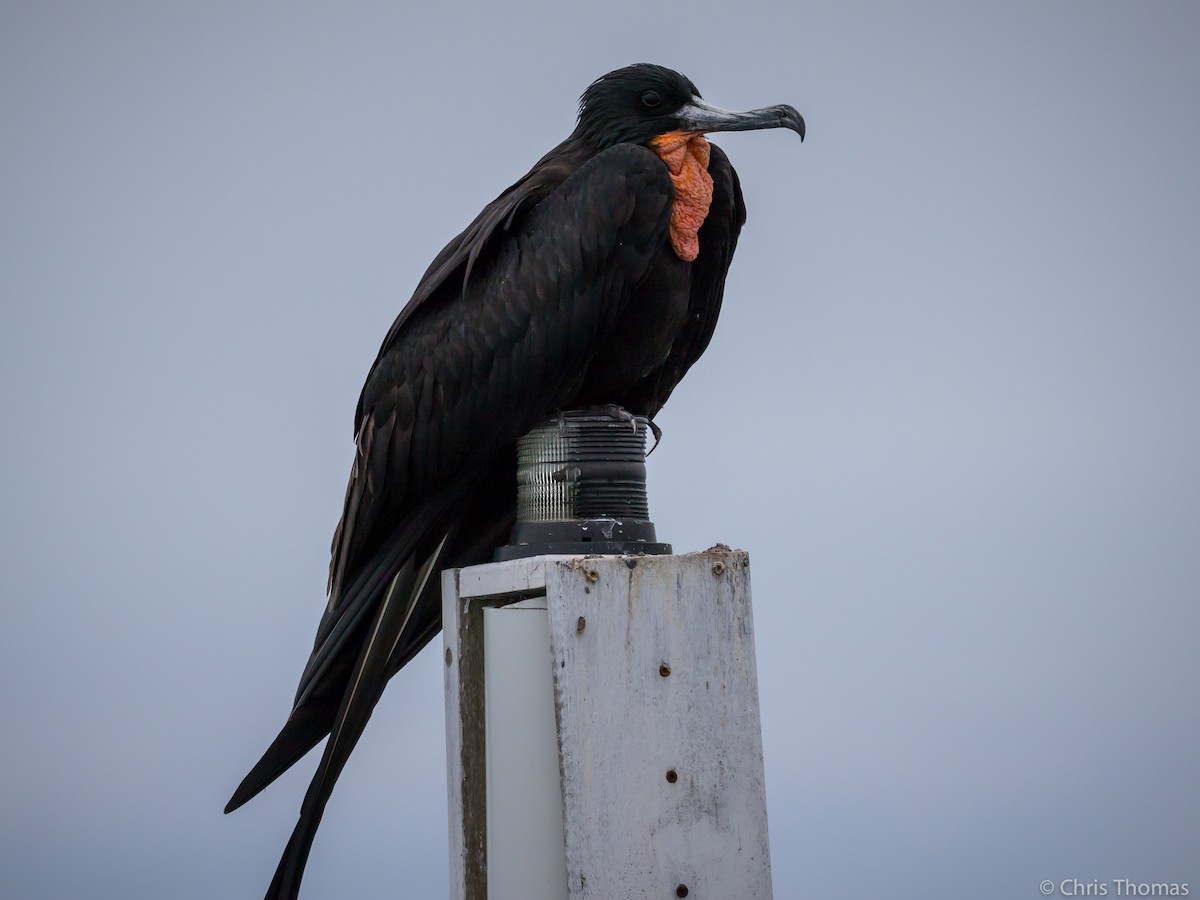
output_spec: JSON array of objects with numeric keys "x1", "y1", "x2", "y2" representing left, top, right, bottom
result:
[
  {"x1": 551, "y1": 405, "x2": 661, "y2": 451},
  {"x1": 645, "y1": 418, "x2": 663, "y2": 456},
  {"x1": 596, "y1": 403, "x2": 639, "y2": 430},
  {"x1": 558, "y1": 404, "x2": 636, "y2": 429}
]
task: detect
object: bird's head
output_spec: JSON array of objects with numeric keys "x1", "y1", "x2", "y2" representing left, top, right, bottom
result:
[{"x1": 575, "y1": 64, "x2": 805, "y2": 151}]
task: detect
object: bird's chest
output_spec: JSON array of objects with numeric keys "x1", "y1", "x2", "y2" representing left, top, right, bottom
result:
[
  {"x1": 573, "y1": 247, "x2": 693, "y2": 407},
  {"x1": 650, "y1": 131, "x2": 715, "y2": 262}
]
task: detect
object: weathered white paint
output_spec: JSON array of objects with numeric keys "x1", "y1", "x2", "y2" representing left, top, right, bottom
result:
[
  {"x1": 546, "y1": 550, "x2": 772, "y2": 899},
  {"x1": 456, "y1": 554, "x2": 557, "y2": 601},
  {"x1": 444, "y1": 549, "x2": 771, "y2": 900}
]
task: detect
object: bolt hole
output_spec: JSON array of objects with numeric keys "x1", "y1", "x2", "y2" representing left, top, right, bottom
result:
[
  {"x1": 659, "y1": 664, "x2": 671, "y2": 677},
  {"x1": 676, "y1": 885, "x2": 689, "y2": 897},
  {"x1": 666, "y1": 769, "x2": 678, "y2": 784}
]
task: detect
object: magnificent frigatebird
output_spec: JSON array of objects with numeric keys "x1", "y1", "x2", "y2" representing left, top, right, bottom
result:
[{"x1": 227, "y1": 63, "x2": 804, "y2": 899}]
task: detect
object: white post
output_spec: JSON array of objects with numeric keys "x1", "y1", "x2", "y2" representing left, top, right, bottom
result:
[{"x1": 443, "y1": 548, "x2": 772, "y2": 900}]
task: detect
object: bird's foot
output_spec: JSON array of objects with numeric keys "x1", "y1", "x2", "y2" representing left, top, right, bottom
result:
[
  {"x1": 596, "y1": 403, "x2": 639, "y2": 430},
  {"x1": 558, "y1": 404, "x2": 638, "y2": 430},
  {"x1": 553, "y1": 406, "x2": 661, "y2": 451}
]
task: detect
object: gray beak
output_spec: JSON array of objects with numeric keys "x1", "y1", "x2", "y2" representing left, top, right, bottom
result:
[{"x1": 677, "y1": 97, "x2": 806, "y2": 141}]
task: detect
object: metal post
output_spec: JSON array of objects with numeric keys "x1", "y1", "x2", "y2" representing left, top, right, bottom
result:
[{"x1": 443, "y1": 548, "x2": 773, "y2": 899}]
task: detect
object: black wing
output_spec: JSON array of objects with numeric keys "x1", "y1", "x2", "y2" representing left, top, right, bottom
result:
[
  {"x1": 229, "y1": 143, "x2": 675, "y2": 900},
  {"x1": 357, "y1": 140, "x2": 591, "y2": 423}
]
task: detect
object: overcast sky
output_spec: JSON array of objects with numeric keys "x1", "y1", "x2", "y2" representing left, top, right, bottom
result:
[{"x1": 2, "y1": 2, "x2": 1197, "y2": 898}]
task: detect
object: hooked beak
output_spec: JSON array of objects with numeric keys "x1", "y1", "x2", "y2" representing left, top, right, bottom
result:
[{"x1": 677, "y1": 97, "x2": 805, "y2": 141}]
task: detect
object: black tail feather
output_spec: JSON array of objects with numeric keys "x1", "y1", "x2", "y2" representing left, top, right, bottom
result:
[
  {"x1": 262, "y1": 536, "x2": 448, "y2": 899},
  {"x1": 225, "y1": 708, "x2": 332, "y2": 815}
]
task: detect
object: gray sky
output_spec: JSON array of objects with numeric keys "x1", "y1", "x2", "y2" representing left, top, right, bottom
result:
[{"x1": 2, "y1": 2, "x2": 1197, "y2": 898}]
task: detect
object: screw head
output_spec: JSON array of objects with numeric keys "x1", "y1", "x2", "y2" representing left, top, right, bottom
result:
[
  {"x1": 712, "y1": 560, "x2": 726, "y2": 576},
  {"x1": 576, "y1": 616, "x2": 586, "y2": 632},
  {"x1": 659, "y1": 664, "x2": 671, "y2": 677},
  {"x1": 666, "y1": 769, "x2": 678, "y2": 784},
  {"x1": 676, "y1": 885, "x2": 689, "y2": 897}
]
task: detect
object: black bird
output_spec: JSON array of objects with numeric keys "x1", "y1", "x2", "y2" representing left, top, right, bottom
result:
[{"x1": 227, "y1": 63, "x2": 804, "y2": 899}]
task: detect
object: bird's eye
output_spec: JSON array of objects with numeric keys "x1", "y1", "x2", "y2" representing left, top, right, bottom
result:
[{"x1": 641, "y1": 90, "x2": 662, "y2": 109}]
